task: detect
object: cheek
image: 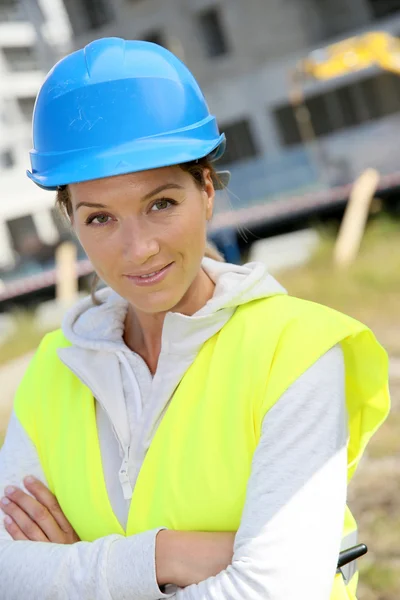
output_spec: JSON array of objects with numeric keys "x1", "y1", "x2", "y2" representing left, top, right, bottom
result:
[
  {"x1": 172, "y1": 201, "x2": 207, "y2": 248},
  {"x1": 75, "y1": 226, "x2": 119, "y2": 269}
]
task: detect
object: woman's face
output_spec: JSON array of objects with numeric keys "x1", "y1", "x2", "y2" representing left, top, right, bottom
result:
[{"x1": 69, "y1": 165, "x2": 215, "y2": 314}]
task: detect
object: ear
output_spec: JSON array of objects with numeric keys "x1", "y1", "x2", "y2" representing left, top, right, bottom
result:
[{"x1": 203, "y1": 169, "x2": 215, "y2": 221}]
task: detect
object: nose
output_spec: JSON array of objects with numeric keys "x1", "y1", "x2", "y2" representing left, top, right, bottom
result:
[{"x1": 121, "y1": 216, "x2": 160, "y2": 264}]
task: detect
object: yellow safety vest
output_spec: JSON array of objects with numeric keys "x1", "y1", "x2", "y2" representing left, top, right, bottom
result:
[{"x1": 14, "y1": 295, "x2": 389, "y2": 599}]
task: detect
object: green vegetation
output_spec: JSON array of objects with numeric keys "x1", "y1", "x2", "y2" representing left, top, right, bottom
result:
[
  {"x1": 279, "y1": 216, "x2": 400, "y2": 326},
  {"x1": 360, "y1": 561, "x2": 399, "y2": 598}
]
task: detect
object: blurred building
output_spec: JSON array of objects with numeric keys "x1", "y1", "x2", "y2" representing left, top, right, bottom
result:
[
  {"x1": 0, "y1": 0, "x2": 71, "y2": 273},
  {"x1": 61, "y1": 0, "x2": 400, "y2": 208},
  {"x1": 3, "y1": 0, "x2": 400, "y2": 278}
]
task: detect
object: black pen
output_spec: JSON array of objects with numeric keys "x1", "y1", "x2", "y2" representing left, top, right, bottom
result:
[{"x1": 337, "y1": 544, "x2": 368, "y2": 573}]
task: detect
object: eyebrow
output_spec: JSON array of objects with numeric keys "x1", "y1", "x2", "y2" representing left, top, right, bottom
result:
[
  {"x1": 75, "y1": 201, "x2": 107, "y2": 211},
  {"x1": 142, "y1": 182, "x2": 184, "y2": 200},
  {"x1": 75, "y1": 183, "x2": 184, "y2": 211}
]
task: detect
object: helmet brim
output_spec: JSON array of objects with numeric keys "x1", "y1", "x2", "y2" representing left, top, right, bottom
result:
[{"x1": 28, "y1": 135, "x2": 230, "y2": 191}]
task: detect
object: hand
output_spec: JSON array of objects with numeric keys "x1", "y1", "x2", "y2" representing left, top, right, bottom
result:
[
  {"x1": 1, "y1": 476, "x2": 79, "y2": 544},
  {"x1": 156, "y1": 530, "x2": 235, "y2": 588}
]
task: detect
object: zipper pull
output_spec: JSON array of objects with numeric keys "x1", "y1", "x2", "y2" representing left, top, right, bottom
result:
[{"x1": 118, "y1": 456, "x2": 133, "y2": 500}]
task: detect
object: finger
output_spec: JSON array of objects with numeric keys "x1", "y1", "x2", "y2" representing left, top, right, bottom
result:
[
  {"x1": 1, "y1": 497, "x2": 48, "y2": 542},
  {"x1": 3, "y1": 515, "x2": 29, "y2": 541},
  {"x1": 4, "y1": 486, "x2": 64, "y2": 543},
  {"x1": 23, "y1": 477, "x2": 75, "y2": 535}
]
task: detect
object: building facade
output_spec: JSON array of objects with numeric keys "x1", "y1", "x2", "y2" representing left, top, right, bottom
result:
[
  {"x1": 0, "y1": 0, "x2": 71, "y2": 272},
  {"x1": 2, "y1": 0, "x2": 400, "y2": 276},
  {"x1": 62, "y1": 0, "x2": 400, "y2": 203}
]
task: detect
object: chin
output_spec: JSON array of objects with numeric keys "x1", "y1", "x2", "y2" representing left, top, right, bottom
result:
[{"x1": 128, "y1": 290, "x2": 185, "y2": 315}]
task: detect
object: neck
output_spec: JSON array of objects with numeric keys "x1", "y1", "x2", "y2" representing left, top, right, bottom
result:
[{"x1": 124, "y1": 267, "x2": 215, "y2": 374}]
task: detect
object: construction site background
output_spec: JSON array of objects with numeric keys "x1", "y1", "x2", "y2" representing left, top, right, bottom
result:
[{"x1": 0, "y1": 1, "x2": 400, "y2": 598}]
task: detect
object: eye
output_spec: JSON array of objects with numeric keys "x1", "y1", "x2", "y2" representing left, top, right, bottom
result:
[
  {"x1": 150, "y1": 198, "x2": 176, "y2": 212},
  {"x1": 85, "y1": 213, "x2": 112, "y2": 226}
]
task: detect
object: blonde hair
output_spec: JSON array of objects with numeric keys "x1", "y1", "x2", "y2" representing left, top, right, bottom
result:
[{"x1": 55, "y1": 158, "x2": 225, "y2": 304}]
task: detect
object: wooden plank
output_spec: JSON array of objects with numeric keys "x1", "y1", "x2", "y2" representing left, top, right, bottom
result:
[
  {"x1": 334, "y1": 168, "x2": 380, "y2": 268},
  {"x1": 55, "y1": 241, "x2": 78, "y2": 306}
]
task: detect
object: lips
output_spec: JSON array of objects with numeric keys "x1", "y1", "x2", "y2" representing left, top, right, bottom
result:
[
  {"x1": 137, "y1": 268, "x2": 164, "y2": 279},
  {"x1": 123, "y1": 262, "x2": 174, "y2": 286},
  {"x1": 127, "y1": 264, "x2": 170, "y2": 278}
]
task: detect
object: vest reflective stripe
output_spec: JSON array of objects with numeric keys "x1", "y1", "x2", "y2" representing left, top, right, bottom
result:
[
  {"x1": 14, "y1": 295, "x2": 390, "y2": 599},
  {"x1": 340, "y1": 529, "x2": 359, "y2": 583}
]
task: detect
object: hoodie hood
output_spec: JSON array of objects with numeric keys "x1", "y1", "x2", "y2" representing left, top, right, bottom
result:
[{"x1": 62, "y1": 259, "x2": 286, "y2": 352}]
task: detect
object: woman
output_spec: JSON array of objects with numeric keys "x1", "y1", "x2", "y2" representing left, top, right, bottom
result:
[{"x1": 0, "y1": 38, "x2": 389, "y2": 600}]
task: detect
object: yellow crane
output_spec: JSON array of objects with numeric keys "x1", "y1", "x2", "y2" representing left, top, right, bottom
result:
[
  {"x1": 289, "y1": 31, "x2": 400, "y2": 149},
  {"x1": 299, "y1": 31, "x2": 400, "y2": 80}
]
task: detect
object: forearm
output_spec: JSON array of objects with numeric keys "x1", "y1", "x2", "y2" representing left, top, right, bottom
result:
[
  {"x1": 170, "y1": 449, "x2": 347, "y2": 600},
  {"x1": 0, "y1": 413, "x2": 170, "y2": 600},
  {"x1": 0, "y1": 535, "x2": 116, "y2": 600},
  {"x1": 156, "y1": 530, "x2": 235, "y2": 589},
  {"x1": 156, "y1": 530, "x2": 181, "y2": 587},
  {"x1": 0, "y1": 529, "x2": 169, "y2": 600}
]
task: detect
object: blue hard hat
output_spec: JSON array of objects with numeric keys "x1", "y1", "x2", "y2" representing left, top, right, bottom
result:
[{"x1": 27, "y1": 38, "x2": 228, "y2": 190}]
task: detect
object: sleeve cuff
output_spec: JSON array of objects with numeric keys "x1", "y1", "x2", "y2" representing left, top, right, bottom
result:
[{"x1": 107, "y1": 528, "x2": 176, "y2": 599}]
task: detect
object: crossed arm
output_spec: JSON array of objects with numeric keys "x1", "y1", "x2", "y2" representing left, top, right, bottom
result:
[
  {"x1": 0, "y1": 346, "x2": 347, "y2": 599},
  {"x1": 1, "y1": 476, "x2": 234, "y2": 588}
]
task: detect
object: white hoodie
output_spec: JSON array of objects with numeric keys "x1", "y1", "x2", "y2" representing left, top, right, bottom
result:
[{"x1": 0, "y1": 259, "x2": 348, "y2": 600}]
